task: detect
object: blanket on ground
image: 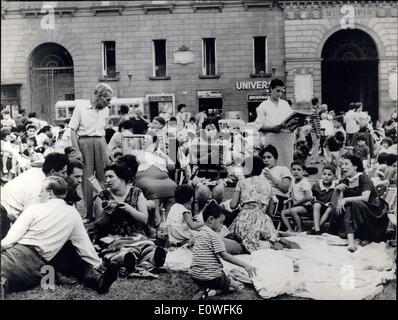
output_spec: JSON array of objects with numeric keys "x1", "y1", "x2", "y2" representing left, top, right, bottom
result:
[{"x1": 164, "y1": 234, "x2": 396, "y2": 300}]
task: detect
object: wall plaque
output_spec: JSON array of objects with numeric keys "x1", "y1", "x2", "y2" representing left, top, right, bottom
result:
[{"x1": 174, "y1": 45, "x2": 194, "y2": 65}]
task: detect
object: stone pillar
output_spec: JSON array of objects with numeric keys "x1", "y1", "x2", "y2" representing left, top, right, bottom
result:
[{"x1": 379, "y1": 57, "x2": 398, "y2": 121}]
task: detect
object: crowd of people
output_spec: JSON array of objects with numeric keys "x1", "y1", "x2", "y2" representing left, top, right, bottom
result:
[{"x1": 1, "y1": 80, "x2": 397, "y2": 299}]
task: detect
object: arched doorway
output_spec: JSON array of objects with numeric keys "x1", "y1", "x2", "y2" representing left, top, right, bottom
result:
[
  {"x1": 321, "y1": 29, "x2": 379, "y2": 120},
  {"x1": 29, "y1": 43, "x2": 74, "y2": 123}
]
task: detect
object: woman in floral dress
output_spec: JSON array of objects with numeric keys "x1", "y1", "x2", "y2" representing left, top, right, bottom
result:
[{"x1": 228, "y1": 156, "x2": 278, "y2": 253}]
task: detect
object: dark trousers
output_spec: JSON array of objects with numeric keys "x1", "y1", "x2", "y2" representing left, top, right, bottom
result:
[
  {"x1": 1, "y1": 241, "x2": 103, "y2": 294},
  {"x1": 0, "y1": 204, "x2": 11, "y2": 239},
  {"x1": 49, "y1": 241, "x2": 104, "y2": 289}
]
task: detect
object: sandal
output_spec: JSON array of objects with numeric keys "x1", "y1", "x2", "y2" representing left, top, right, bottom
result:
[{"x1": 192, "y1": 288, "x2": 215, "y2": 300}]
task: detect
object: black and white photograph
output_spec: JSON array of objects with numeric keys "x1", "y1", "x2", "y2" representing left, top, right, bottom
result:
[{"x1": 0, "y1": 0, "x2": 396, "y2": 307}]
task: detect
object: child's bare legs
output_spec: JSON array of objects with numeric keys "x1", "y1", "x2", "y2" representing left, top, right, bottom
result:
[
  {"x1": 319, "y1": 207, "x2": 332, "y2": 228},
  {"x1": 282, "y1": 207, "x2": 307, "y2": 232},
  {"x1": 10, "y1": 156, "x2": 17, "y2": 174},
  {"x1": 312, "y1": 203, "x2": 322, "y2": 232},
  {"x1": 2, "y1": 154, "x2": 8, "y2": 173},
  {"x1": 281, "y1": 209, "x2": 293, "y2": 231}
]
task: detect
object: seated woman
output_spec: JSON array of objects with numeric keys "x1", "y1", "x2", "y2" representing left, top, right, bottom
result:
[
  {"x1": 259, "y1": 145, "x2": 293, "y2": 216},
  {"x1": 107, "y1": 119, "x2": 134, "y2": 157},
  {"x1": 149, "y1": 116, "x2": 167, "y2": 141},
  {"x1": 189, "y1": 118, "x2": 233, "y2": 209},
  {"x1": 130, "y1": 130, "x2": 177, "y2": 228},
  {"x1": 93, "y1": 162, "x2": 167, "y2": 272},
  {"x1": 228, "y1": 156, "x2": 278, "y2": 253},
  {"x1": 329, "y1": 154, "x2": 389, "y2": 252}
]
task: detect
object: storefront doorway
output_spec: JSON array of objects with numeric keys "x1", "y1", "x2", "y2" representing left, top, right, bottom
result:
[
  {"x1": 321, "y1": 29, "x2": 379, "y2": 120},
  {"x1": 197, "y1": 90, "x2": 223, "y2": 117}
]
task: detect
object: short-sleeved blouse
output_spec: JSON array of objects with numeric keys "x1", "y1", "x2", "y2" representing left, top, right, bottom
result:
[
  {"x1": 235, "y1": 175, "x2": 273, "y2": 207},
  {"x1": 340, "y1": 173, "x2": 379, "y2": 206}
]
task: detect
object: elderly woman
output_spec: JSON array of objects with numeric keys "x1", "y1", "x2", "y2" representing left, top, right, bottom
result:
[
  {"x1": 329, "y1": 154, "x2": 389, "y2": 252},
  {"x1": 259, "y1": 144, "x2": 293, "y2": 214},
  {"x1": 93, "y1": 162, "x2": 166, "y2": 272},
  {"x1": 228, "y1": 156, "x2": 278, "y2": 253},
  {"x1": 129, "y1": 130, "x2": 177, "y2": 228}
]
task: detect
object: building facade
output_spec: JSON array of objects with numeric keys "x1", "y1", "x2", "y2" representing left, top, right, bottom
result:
[{"x1": 1, "y1": 1, "x2": 397, "y2": 123}]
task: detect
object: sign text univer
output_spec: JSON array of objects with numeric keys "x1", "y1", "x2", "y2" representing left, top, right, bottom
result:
[{"x1": 235, "y1": 81, "x2": 270, "y2": 91}]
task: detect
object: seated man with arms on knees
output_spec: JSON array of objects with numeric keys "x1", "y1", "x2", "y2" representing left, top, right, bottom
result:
[
  {"x1": 1, "y1": 152, "x2": 69, "y2": 239},
  {"x1": 1, "y1": 177, "x2": 118, "y2": 296}
]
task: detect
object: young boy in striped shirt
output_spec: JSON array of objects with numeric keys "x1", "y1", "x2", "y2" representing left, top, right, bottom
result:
[{"x1": 189, "y1": 201, "x2": 256, "y2": 299}]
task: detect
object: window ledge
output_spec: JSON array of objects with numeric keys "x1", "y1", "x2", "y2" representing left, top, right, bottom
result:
[
  {"x1": 90, "y1": 5, "x2": 124, "y2": 16},
  {"x1": 242, "y1": 1, "x2": 274, "y2": 11},
  {"x1": 250, "y1": 73, "x2": 272, "y2": 78},
  {"x1": 199, "y1": 75, "x2": 221, "y2": 79},
  {"x1": 142, "y1": 4, "x2": 174, "y2": 14},
  {"x1": 192, "y1": 2, "x2": 224, "y2": 12},
  {"x1": 99, "y1": 75, "x2": 120, "y2": 82},
  {"x1": 149, "y1": 76, "x2": 171, "y2": 80}
]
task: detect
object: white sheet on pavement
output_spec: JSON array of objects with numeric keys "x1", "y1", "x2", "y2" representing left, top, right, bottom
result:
[{"x1": 164, "y1": 234, "x2": 396, "y2": 300}]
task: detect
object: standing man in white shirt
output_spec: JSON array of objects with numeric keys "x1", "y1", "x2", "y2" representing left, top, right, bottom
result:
[
  {"x1": 1, "y1": 177, "x2": 118, "y2": 296},
  {"x1": 68, "y1": 83, "x2": 113, "y2": 223},
  {"x1": 255, "y1": 79, "x2": 295, "y2": 167},
  {"x1": 344, "y1": 102, "x2": 360, "y2": 146},
  {"x1": 0, "y1": 152, "x2": 69, "y2": 238}
]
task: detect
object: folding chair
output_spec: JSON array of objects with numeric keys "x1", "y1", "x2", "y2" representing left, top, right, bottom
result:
[{"x1": 122, "y1": 133, "x2": 146, "y2": 154}]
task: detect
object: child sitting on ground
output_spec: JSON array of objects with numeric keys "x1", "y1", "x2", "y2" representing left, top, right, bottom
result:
[
  {"x1": 166, "y1": 184, "x2": 204, "y2": 246},
  {"x1": 325, "y1": 131, "x2": 345, "y2": 179},
  {"x1": 189, "y1": 201, "x2": 256, "y2": 299},
  {"x1": 378, "y1": 137, "x2": 394, "y2": 155},
  {"x1": 308, "y1": 164, "x2": 336, "y2": 235},
  {"x1": 281, "y1": 161, "x2": 313, "y2": 232},
  {"x1": 353, "y1": 134, "x2": 370, "y2": 165},
  {"x1": 1, "y1": 127, "x2": 18, "y2": 175}
]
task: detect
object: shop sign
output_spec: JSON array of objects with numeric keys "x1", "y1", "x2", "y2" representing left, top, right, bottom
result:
[
  {"x1": 197, "y1": 90, "x2": 223, "y2": 98},
  {"x1": 247, "y1": 94, "x2": 269, "y2": 102},
  {"x1": 235, "y1": 81, "x2": 270, "y2": 91},
  {"x1": 147, "y1": 94, "x2": 174, "y2": 102}
]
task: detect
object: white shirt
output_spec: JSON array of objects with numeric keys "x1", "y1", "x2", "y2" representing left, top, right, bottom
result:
[
  {"x1": 1, "y1": 118, "x2": 16, "y2": 127},
  {"x1": 36, "y1": 132, "x2": 49, "y2": 147},
  {"x1": 166, "y1": 203, "x2": 195, "y2": 245},
  {"x1": 320, "y1": 119, "x2": 334, "y2": 136},
  {"x1": 1, "y1": 168, "x2": 46, "y2": 221},
  {"x1": 344, "y1": 110, "x2": 360, "y2": 134},
  {"x1": 254, "y1": 98, "x2": 294, "y2": 128},
  {"x1": 68, "y1": 99, "x2": 110, "y2": 137},
  {"x1": 130, "y1": 149, "x2": 168, "y2": 172},
  {"x1": 265, "y1": 166, "x2": 293, "y2": 198},
  {"x1": 2, "y1": 198, "x2": 101, "y2": 268},
  {"x1": 291, "y1": 178, "x2": 312, "y2": 205}
]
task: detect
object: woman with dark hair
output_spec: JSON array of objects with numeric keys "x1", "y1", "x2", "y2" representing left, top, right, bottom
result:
[
  {"x1": 36, "y1": 125, "x2": 53, "y2": 147},
  {"x1": 228, "y1": 156, "x2": 278, "y2": 253},
  {"x1": 259, "y1": 144, "x2": 293, "y2": 214},
  {"x1": 189, "y1": 117, "x2": 232, "y2": 209},
  {"x1": 329, "y1": 154, "x2": 389, "y2": 252},
  {"x1": 176, "y1": 104, "x2": 186, "y2": 130},
  {"x1": 93, "y1": 162, "x2": 167, "y2": 272}
]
